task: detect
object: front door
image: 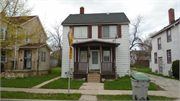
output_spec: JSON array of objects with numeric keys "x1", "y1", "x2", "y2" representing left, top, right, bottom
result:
[
  {"x1": 24, "y1": 50, "x2": 32, "y2": 69},
  {"x1": 90, "y1": 50, "x2": 100, "y2": 70},
  {"x1": 158, "y1": 57, "x2": 163, "y2": 74}
]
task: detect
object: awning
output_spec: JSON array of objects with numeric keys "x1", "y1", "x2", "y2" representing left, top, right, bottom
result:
[{"x1": 72, "y1": 39, "x2": 120, "y2": 47}]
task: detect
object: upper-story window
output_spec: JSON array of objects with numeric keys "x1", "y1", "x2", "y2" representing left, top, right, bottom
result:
[
  {"x1": 74, "y1": 26, "x2": 87, "y2": 38},
  {"x1": 167, "y1": 29, "x2": 171, "y2": 42},
  {"x1": 41, "y1": 37, "x2": 43, "y2": 43},
  {"x1": 0, "y1": 28, "x2": 6, "y2": 40},
  {"x1": 167, "y1": 50, "x2": 171, "y2": 63},
  {"x1": 158, "y1": 38, "x2": 161, "y2": 50},
  {"x1": 25, "y1": 30, "x2": 29, "y2": 42},
  {"x1": 102, "y1": 26, "x2": 117, "y2": 38},
  {"x1": 154, "y1": 52, "x2": 157, "y2": 64}
]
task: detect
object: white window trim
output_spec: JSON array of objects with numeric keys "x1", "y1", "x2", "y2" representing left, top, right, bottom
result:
[
  {"x1": 103, "y1": 50, "x2": 110, "y2": 62},
  {"x1": 1, "y1": 52, "x2": 7, "y2": 62},
  {"x1": 0, "y1": 27, "x2": 6, "y2": 40},
  {"x1": 25, "y1": 30, "x2": 29, "y2": 42},
  {"x1": 74, "y1": 26, "x2": 88, "y2": 38},
  {"x1": 41, "y1": 37, "x2": 43, "y2": 43},
  {"x1": 41, "y1": 51, "x2": 46, "y2": 62},
  {"x1": 102, "y1": 25, "x2": 117, "y2": 38}
]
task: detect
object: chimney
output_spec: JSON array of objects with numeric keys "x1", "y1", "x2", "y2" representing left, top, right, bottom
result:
[
  {"x1": 168, "y1": 8, "x2": 175, "y2": 24},
  {"x1": 80, "y1": 6, "x2": 84, "y2": 14}
]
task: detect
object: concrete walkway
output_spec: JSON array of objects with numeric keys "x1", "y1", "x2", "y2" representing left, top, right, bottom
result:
[
  {"x1": 132, "y1": 70, "x2": 180, "y2": 91},
  {"x1": 1, "y1": 87, "x2": 179, "y2": 98},
  {"x1": 32, "y1": 76, "x2": 61, "y2": 89}
]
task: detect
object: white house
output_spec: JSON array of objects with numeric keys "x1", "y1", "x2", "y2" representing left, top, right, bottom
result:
[
  {"x1": 61, "y1": 7, "x2": 130, "y2": 82},
  {"x1": 151, "y1": 8, "x2": 180, "y2": 76}
]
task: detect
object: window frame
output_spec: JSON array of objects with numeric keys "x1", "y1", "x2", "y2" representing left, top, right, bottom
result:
[
  {"x1": 25, "y1": 30, "x2": 29, "y2": 42},
  {"x1": 154, "y1": 52, "x2": 157, "y2": 64},
  {"x1": 157, "y1": 37, "x2": 161, "y2": 50},
  {"x1": 1, "y1": 51, "x2": 7, "y2": 62},
  {"x1": 166, "y1": 29, "x2": 171, "y2": 42},
  {"x1": 103, "y1": 50, "x2": 111, "y2": 62},
  {"x1": 167, "y1": 49, "x2": 172, "y2": 64},
  {"x1": 102, "y1": 25, "x2": 117, "y2": 38},
  {"x1": 41, "y1": 37, "x2": 43, "y2": 43},
  {"x1": 0, "y1": 27, "x2": 6, "y2": 40},
  {"x1": 73, "y1": 26, "x2": 88, "y2": 39},
  {"x1": 41, "y1": 51, "x2": 46, "y2": 62},
  {"x1": 80, "y1": 50, "x2": 87, "y2": 62}
]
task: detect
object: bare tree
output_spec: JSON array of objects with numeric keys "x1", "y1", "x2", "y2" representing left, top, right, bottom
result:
[
  {"x1": 129, "y1": 15, "x2": 144, "y2": 50},
  {"x1": 47, "y1": 21, "x2": 63, "y2": 67}
]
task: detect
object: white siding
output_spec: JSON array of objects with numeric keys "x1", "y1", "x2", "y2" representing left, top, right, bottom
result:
[
  {"x1": 151, "y1": 23, "x2": 180, "y2": 75},
  {"x1": 61, "y1": 25, "x2": 130, "y2": 78}
]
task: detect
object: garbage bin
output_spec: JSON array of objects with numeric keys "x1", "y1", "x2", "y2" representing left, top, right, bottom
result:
[{"x1": 131, "y1": 72, "x2": 150, "y2": 101}]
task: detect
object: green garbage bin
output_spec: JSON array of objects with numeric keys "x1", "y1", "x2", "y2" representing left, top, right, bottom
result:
[{"x1": 131, "y1": 72, "x2": 150, "y2": 101}]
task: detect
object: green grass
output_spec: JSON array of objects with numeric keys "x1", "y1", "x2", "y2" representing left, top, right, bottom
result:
[
  {"x1": 41, "y1": 78, "x2": 84, "y2": 89},
  {"x1": 1, "y1": 67, "x2": 61, "y2": 88},
  {"x1": 97, "y1": 95, "x2": 177, "y2": 100},
  {"x1": 1, "y1": 91, "x2": 81, "y2": 100},
  {"x1": 131, "y1": 67, "x2": 179, "y2": 80},
  {"x1": 104, "y1": 75, "x2": 163, "y2": 90}
]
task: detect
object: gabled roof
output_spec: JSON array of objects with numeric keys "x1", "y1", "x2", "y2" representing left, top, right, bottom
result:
[
  {"x1": 2, "y1": 16, "x2": 36, "y2": 25},
  {"x1": 62, "y1": 13, "x2": 130, "y2": 25},
  {"x1": 19, "y1": 43, "x2": 52, "y2": 51},
  {"x1": 151, "y1": 17, "x2": 180, "y2": 38}
]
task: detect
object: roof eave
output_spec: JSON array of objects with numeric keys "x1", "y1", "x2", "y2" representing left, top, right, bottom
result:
[{"x1": 62, "y1": 22, "x2": 130, "y2": 26}]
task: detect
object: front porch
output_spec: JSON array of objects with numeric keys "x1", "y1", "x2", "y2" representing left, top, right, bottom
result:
[{"x1": 72, "y1": 40, "x2": 120, "y2": 81}]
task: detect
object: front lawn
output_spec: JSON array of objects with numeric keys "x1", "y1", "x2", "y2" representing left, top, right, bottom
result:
[
  {"x1": 1, "y1": 91, "x2": 81, "y2": 100},
  {"x1": 97, "y1": 95, "x2": 177, "y2": 100},
  {"x1": 104, "y1": 75, "x2": 163, "y2": 90},
  {"x1": 1, "y1": 67, "x2": 61, "y2": 88},
  {"x1": 131, "y1": 67, "x2": 178, "y2": 80},
  {"x1": 41, "y1": 78, "x2": 84, "y2": 89}
]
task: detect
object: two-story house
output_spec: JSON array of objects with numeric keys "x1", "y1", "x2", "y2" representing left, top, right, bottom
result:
[
  {"x1": 61, "y1": 7, "x2": 130, "y2": 82},
  {"x1": 151, "y1": 8, "x2": 180, "y2": 75},
  {"x1": 0, "y1": 11, "x2": 51, "y2": 78}
]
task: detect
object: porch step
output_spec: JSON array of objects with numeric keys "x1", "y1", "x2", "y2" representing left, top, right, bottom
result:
[{"x1": 88, "y1": 74, "x2": 100, "y2": 83}]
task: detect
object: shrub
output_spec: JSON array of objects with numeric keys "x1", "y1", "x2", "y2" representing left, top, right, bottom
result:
[
  {"x1": 172, "y1": 60, "x2": 179, "y2": 79},
  {"x1": 57, "y1": 59, "x2": 62, "y2": 67}
]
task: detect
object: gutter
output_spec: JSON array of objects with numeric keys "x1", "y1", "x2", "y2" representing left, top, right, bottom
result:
[{"x1": 62, "y1": 22, "x2": 130, "y2": 26}]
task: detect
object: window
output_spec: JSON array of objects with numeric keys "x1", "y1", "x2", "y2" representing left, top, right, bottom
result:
[
  {"x1": 158, "y1": 38, "x2": 161, "y2": 50},
  {"x1": 41, "y1": 37, "x2": 43, "y2": 43},
  {"x1": 167, "y1": 50, "x2": 171, "y2": 63},
  {"x1": 167, "y1": 29, "x2": 171, "y2": 42},
  {"x1": 41, "y1": 51, "x2": 46, "y2": 62},
  {"x1": 102, "y1": 26, "x2": 117, "y2": 38},
  {"x1": 1, "y1": 51, "x2": 6, "y2": 62},
  {"x1": 80, "y1": 51, "x2": 87, "y2": 62},
  {"x1": 74, "y1": 26, "x2": 87, "y2": 38},
  {"x1": 103, "y1": 51, "x2": 110, "y2": 62},
  {"x1": 154, "y1": 52, "x2": 157, "y2": 64},
  {"x1": 0, "y1": 28, "x2": 6, "y2": 40},
  {"x1": 25, "y1": 30, "x2": 29, "y2": 42}
]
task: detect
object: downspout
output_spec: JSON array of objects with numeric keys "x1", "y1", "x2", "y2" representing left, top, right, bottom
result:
[{"x1": 14, "y1": 28, "x2": 18, "y2": 70}]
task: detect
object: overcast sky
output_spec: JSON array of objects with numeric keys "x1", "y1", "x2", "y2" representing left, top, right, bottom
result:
[{"x1": 29, "y1": 0, "x2": 179, "y2": 39}]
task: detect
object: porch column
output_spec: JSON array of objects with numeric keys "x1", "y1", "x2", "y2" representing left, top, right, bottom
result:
[
  {"x1": 87, "y1": 46, "x2": 90, "y2": 73},
  {"x1": 100, "y1": 45, "x2": 102, "y2": 73}
]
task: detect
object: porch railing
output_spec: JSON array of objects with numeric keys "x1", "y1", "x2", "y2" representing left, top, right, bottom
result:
[
  {"x1": 101, "y1": 62, "x2": 115, "y2": 73},
  {"x1": 74, "y1": 62, "x2": 88, "y2": 72}
]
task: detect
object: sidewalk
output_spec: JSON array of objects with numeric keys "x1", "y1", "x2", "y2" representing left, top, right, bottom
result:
[{"x1": 1, "y1": 87, "x2": 179, "y2": 98}]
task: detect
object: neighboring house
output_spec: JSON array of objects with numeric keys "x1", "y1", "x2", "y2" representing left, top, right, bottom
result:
[
  {"x1": 130, "y1": 50, "x2": 150, "y2": 67},
  {"x1": 61, "y1": 7, "x2": 130, "y2": 82},
  {"x1": 50, "y1": 50, "x2": 62, "y2": 67},
  {"x1": 0, "y1": 11, "x2": 51, "y2": 78},
  {"x1": 151, "y1": 8, "x2": 180, "y2": 75}
]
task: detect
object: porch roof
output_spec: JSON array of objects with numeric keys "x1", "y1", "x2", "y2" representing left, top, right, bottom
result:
[
  {"x1": 18, "y1": 43, "x2": 52, "y2": 51},
  {"x1": 72, "y1": 39, "x2": 120, "y2": 47}
]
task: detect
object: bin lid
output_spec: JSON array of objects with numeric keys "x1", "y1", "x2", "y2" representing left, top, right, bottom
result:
[{"x1": 131, "y1": 72, "x2": 150, "y2": 80}]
